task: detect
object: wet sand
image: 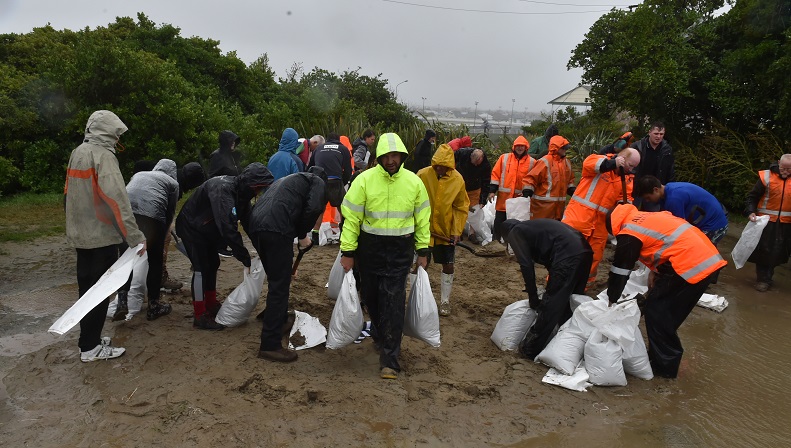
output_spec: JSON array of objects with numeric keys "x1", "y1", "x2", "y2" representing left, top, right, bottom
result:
[{"x1": 0, "y1": 225, "x2": 789, "y2": 447}]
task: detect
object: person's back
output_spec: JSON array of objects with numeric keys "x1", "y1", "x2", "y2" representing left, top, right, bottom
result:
[
  {"x1": 250, "y1": 170, "x2": 327, "y2": 239},
  {"x1": 208, "y1": 130, "x2": 242, "y2": 178},
  {"x1": 310, "y1": 137, "x2": 352, "y2": 185},
  {"x1": 127, "y1": 159, "x2": 180, "y2": 225},
  {"x1": 662, "y1": 182, "x2": 727, "y2": 232}
]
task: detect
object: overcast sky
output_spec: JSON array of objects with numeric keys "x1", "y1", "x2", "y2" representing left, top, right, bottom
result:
[{"x1": 1, "y1": 0, "x2": 636, "y2": 114}]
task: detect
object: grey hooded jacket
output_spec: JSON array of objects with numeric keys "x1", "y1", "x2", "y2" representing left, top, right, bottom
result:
[{"x1": 127, "y1": 159, "x2": 180, "y2": 225}]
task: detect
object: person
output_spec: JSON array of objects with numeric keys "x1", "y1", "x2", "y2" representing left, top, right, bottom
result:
[
  {"x1": 340, "y1": 132, "x2": 431, "y2": 380},
  {"x1": 208, "y1": 130, "x2": 242, "y2": 178},
  {"x1": 487, "y1": 136, "x2": 536, "y2": 242},
  {"x1": 634, "y1": 176, "x2": 729, "y2": 245},
  {"x1": 416, "y1": 144, "x2": 470, "y2": 316},
  {"x1": 500, "y1": 219, "x2": 593, "y2": 360},
  {"x1": 522, "y1": 135, "x2": 575, "y2": 221},
  {"x1": 408, "y1": 129, "x2": 436, "y2": 173},
  {"x1": 114, "y1": 159, "x2": 180, "y2": 322},
  {"x1": 528, "y1": 124, "x2": 559, "y2": 159},
  {"x1": 352, "y1": 129, "x2": 376, "y2": 173},
  {"x1": 297, "y1": 134, "x2": 325, "y2": 167},
  {"x1": 448, "y1": 135, "x2": 472, "y2": 152},
  {"x1": 249, "y1": 167, "x2": 327, "y2": 362},
  {"x1": 268, "y1": 128, "x2": 305, "y2": 180},
  {"x1": 455, "y1": 147, "x2": 492, "y2": 210},
  {"x1": 598, "y1": 132, "x2": 635, "y2": 155},
  {"x1": 308, "y1": 133, "x2": 353, "y2": 244},
  {"x1": 744, "y1": 154, "x2": 791, "y2": 292},
  {"x1": 631, "y1": 121, "x2": 675, "y2": 210},
  {"x1": 562, "y1": 148, "x2": 641, "y2": 285},
  {"x1": 605, "y1": 203, "x2": 726, "y2": 378},
  {"x1": 175, "y1": 162, "x2": 274, "y2": 330},
  {"x1": 64, "y1": 110, "x2": 147, "y2": 362}
]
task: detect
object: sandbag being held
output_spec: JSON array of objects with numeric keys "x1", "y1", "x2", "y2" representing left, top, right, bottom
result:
[
  {"x1": 326, "y1": 270, "x2": 364, "y2": 349},
  {"x1": 491, "y1": 299, "x2": 537, "y2": 351},
  {"x1": 403, "y1": 266, "x2": 441, "y2": 347},
  {"x1": 215, "y1": 257, "x2": 266, "y2": 327}
]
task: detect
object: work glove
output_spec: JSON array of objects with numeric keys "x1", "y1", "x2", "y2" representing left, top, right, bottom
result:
[
  {"x1": 566, "y1": 186, "x2": 576, "y2": 196},
  {"x1": 522, "y1": 188, "x2": 533, "y2": 198},
  {"x1": 528, "y1": 294, "x2": 541, "y2": 310}
]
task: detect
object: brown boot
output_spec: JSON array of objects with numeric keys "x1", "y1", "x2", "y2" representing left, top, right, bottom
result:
[{"x1": 258, "y1": 348, "x2": 298, "y2": 363}]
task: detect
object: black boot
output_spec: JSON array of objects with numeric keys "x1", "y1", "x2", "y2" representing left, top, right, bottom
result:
[
  {"x1": 147, "y1": 300, "x2": 172, "y2": 321},
  {"x1": 112, "y1": 291, "x2": 129, "y2": 322}
]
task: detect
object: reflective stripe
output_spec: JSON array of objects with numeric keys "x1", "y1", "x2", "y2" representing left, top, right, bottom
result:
[
  {"x1": 594, "y1": 157, "x2": 606, "y2": 173},
  {"x1": 542, "y1": 158, "x2": 553, "y2": 194},
  {"x1": 680, "y1": 254, "x2": 723, "y2": 282},
  {"x1": 624, "y1": 222, "x2": 692, "y2": 266},
  {"x1": 499, "y1": 187, "x2": 512, "y2": 193},
  {"x1": 415, "y1": 199, "x2": 430, "y2": 214},
  {"x1": 760, "y1": 170, "x2": 771, "y2": 211},
  {"x1": 610, "y1": 265, "x2": 632, "y2": 276},
  {"x1": 361, "y1": 223, "x2": 414, "y2": 236},
  {"x1": 342, "y1": 197, "x2": 364, "y2": 213},
  {"x1": 758, "y1": 208, "x2": 791, "y2": 217},
  {"x1": 570, "y1": 195, "x2": 609, "y2": 213},
  {"x1": 499, "y1": 153, "x2": 509, "y2": 190},
  {"x1": 533, "y1": 196, "x2": 567, "y2": 202},
  {"x1": 366, "y1": 209, "x2": 414, "y2": 219}
]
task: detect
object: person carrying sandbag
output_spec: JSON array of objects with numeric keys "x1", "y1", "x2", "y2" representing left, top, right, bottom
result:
[{"x1": 501, "y1": 219, "x2": 593, "y2": 360}]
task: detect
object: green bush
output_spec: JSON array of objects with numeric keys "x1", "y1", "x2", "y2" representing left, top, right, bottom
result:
[
  {"x1": 0, "y1": 156, "x2": 21, "y2": 197},
  {"x1": 21, "y1": 139, "x2": 66, "y2": 193}
]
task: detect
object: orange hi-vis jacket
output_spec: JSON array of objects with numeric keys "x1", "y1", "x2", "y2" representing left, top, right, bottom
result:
[
  {"x1": 490, "y1": 135, "x2": 535, "y2": 212},
  {"x1": 523, "y1": 135, "x2": 575, "y2": 220},
  {"x1": 610, "y1": 205, "x2": 727, "y2": 284},
  {"x1": 563, "y1": 153, "x2": 633, "y2": 236},
  {"x1": 757, "y1": 169, "x2": 791, "y2": 223}
]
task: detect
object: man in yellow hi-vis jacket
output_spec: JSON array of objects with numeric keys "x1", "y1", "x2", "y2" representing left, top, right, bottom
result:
[{"x1": 340, "y1": 132, "x2": 431, "y2": 380}]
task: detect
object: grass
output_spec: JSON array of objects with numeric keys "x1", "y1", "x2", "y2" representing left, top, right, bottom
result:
[{"x1": 0, "y1": 193, "x2": 65, "y2": 243}]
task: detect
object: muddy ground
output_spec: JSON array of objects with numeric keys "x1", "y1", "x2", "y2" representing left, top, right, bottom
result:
[{"x1": 0, "y1": 223, "x2": 774, "y2": 447}]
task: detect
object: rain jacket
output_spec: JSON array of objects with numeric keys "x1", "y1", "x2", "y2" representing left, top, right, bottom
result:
[
  {"x1": 208, "y1": 130, "x2": 242, "y2": 178},
  {"x1": 632, "y1": 135, "x2": 675, "y2": 184},
  {"x1": 64, "y1": 110, "x2": 145, "y2": 250},
  {"x1": 746, "y1": 163, "x2": 791, "y2": 224},
  {"x1": 341, "y1": 133, "x2": 431, "y2": 276},
  {"x1": 417, "y1": 144, "x2": 470, "y2": 246},
  {"x1": 175, "y1": 163, "x2": 274, "y2": 268},
  {"x1": 268, "y1": 128, "x2": 305, "y2": 180},
  {"x1": 523, "y1": 135, "x2": 575, "y2": 220},
  {"x1": 455, "y1": 147, "x2": 492, "y2": 205},
  {"x1": 606, "y1": 204, "x2": 727, "y2": 303},
  {"x1": 563, "y1": 153, "x2": 631, "y2": 237},
  {"x1": 661, "y1": 182, "x2": 728, "y2": 232},
  {"x1": 448, "y1": 136, "x2": 472, "y2": 152},
  {"x1": 352, "y1": 137, "x2": 371, "y2": 172},
  {"x1": 528, "y1": 124, "x2": 558, "y2": 159},
  {"x1": 249, "y1": 169, "x2": 327, "y2": 240},
  {"x1": 489, "y1": 136, "x2": 535, "y2": 212},
  {"x1": 409, "y1": 137, "x2": 434, "y2": 173},
  {"x1": 127, "y1": 159, "x2": 180, "y2": 225},
  {"x1": 309, "y1": 138, "x2": 353, "y2": 184}
]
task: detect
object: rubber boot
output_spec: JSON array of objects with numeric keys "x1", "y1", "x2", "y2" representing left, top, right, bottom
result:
[
  {"x1": 439, "y1": 273, "x2": 453, "y2": 317},
  {"x1": 204, "y1": 290, "x2": 221, "y2": 317},
  {"x1": 112, "y1": 290, "x2": 129, "y2": 322}
]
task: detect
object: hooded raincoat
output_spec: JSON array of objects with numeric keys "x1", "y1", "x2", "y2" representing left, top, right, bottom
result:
[
  {"x1": 523, "y1": 135, "x2": 575, "y2": 220},
  {"x1": 417, "y1": 144, "x2": 470, "y2": 246},
  {"x1": 489, "y1": 135, "x2": 535, "y2": 212},
  {"x1": 208, "y1": 131, "x2": 242, "y2": 178},
  {"x1": 127, "y1": 159, "x2": 180, "y2": 226},
  {"x1": 268, "y1": 128, "x2": 305, "y2": 180}
]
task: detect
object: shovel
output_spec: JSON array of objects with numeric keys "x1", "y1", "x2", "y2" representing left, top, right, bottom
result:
[{"x1": 430, "y1": 232, "x2": 505, "y2": 257}]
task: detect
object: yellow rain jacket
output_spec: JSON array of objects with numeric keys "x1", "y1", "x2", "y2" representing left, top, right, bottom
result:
[{"x1": 417, "y1": 144, "x2": 470, "y2": 246}]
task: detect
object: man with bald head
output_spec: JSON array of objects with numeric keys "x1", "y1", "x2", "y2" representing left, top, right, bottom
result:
[
  {"x1": 562, "y1": 147, "x2": 641, "y2": 286},
  {"x1": 455, "y1": 146, "x2": 492, "y2": 210}
]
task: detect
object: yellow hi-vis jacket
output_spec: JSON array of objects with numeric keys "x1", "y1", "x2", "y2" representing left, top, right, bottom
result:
[
  {"x1": 340, "y1": 133, "x2": 431, "y2": 253},
  {"x1": 417, "y1": 144, "x2": 470, "y2": 246}
]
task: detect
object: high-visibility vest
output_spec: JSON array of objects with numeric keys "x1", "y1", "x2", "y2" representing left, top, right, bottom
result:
[
  {"x1": 756, "y1": 169, "x2": 791, "y2": 223},
  {"x1": 563, "y1": 154, "x2": 632, "y2": 234},
  {"x1": 490, "y1": 152, "x2": 535, "y2": 212},
  {"x1": 524, "y1": 155, "x2": 574, "y2": 220},
  {"x1": 611, "y1": 208, "x2": 727, "y2": 284}
]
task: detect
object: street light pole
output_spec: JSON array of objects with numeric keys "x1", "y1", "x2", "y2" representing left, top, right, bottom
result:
[
  {"x1": 473, "y1": 101, "x2": 478, "y2": 133},
  {"x1": 395, "y1": 79, "x2": 408, "y2": 99},
  {"x1": 510, "y1": 99, "x2": 516, "y2": 131},
  {"x1": 421, "y1": 97, "x2": 426, "y2": 114}
]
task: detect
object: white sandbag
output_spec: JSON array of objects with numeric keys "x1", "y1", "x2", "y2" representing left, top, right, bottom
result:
[
  {"x1": 287, "y1": 310, "x2": 327, "y2": 350},
  {"x1": 697, "y1": 293, "x2": 729, "y2": 313},
  {"x1": 596, "y1": 262, "x2": 650, "y2": 302},
  {"x1": 483, "y1": 199, "x2": 496, "y2": 232},
  {"x1": 106, "y1": 257, "x2": 147, "y2": 321},
  {"x1": 468, "y1": 205, "x2": 493, "y2": 246},
  {"x1": 404, "y1": 267, "x2": 441, "y2": 347},
  {"x1": 578, "y1": 300, "x2": 640, "y2": 347},
  {"x1": 215, "y1": 258, "x2": 265, "y2": 327},
  {"x1": 318, "y1": 221, "x2": 341, "y2": 246},
  {"x1": 505, "y1": 196, "x2": 531, "y2": 221},
  {"x1": 535, "y1": 316, "x2": 592, "y2": 375},
  {"x1": 584, "y1": 330, "x2": 627, "y2": 386},
  {"x1": 622, "y1": 326, "x2": 653, "y2": 380},
  {"x1": 542, "y1": 363, "x2": 591, "y2": 392},
  {"x1": 49, "y1": 245, "x2": 145, "y2": 335},
  {"x1": 326, "y1": 271, "x2": 364, "y2": 349},
  {"x1": 731, "y1": 215, "x2": 770, "y2": 269},
  {"x1": 570, "y1": 294, "x2": 593, "y2": 312},
  {"x1": 490, "y1": 299, "x2": 537, "y2": 351},
  {"x1": 327, "y1": 251, "x2": 344, "y2": 300}
]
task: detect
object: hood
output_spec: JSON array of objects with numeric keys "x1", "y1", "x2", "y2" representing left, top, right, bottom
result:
[
  {"x1": 544, "y1": 124, "x2": 559, "y2": 140},
  {"x1": 277, "y1": 128, "x2": 300, "y2": 153},
  {"x1": 340, "y1": 136, "x2": 352, "y2": 151},
  {"x1": 431, "y1": 144, "x2": 456, "y2": 170},
  {"x1": 178, "y1": 162, "x2": 206, "y2": 192},
  {"x1": 424, "y1": 129, "x2": 436, "y2": 140},
  {"x1": 238, "y1": 162, "x2": 275, "y2": 191},
  {"x1": 375, "y1": 132, "x2": 409, "y2": 159},
  {"x1": 607, "y1": 203, "x2": 638, "y2": 236},
  {"x1": 84, "y1": 110, "x2": 127, "y2": 151},
  {"x1": 153, "y1": 159, "x2": 178, "y2": 182},
  {"x1": 500, "y1": 219, "x2": 520, "y2": 241},
  {"x1": 512, "y1": 135, "x2": 530, "y2": 152},
  {"x1": 352, "y1": 137, "x2": 366, "y2": 148},
  {"x1": 548, "y1": 135, "x2": 570, "y2": 156},
  {"x1": 218, "y1": 130, "x2": 240, "y2": 153},
  {"x1": 449, "y1": 136, "x2": 472, "y2": 151}
]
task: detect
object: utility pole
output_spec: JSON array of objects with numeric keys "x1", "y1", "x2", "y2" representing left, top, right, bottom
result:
[
  {"x1": 473, "y1": 101, "x2": 479, "y2": 133},
  {"x1": 510, "y1": 99, "x2": 516, "y2": 132},
  {"x1": 421, "y1": 97, "x2": 426, "y2": 114}
]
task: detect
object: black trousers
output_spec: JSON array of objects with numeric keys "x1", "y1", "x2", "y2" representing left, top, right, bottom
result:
[
  {"x1": 182, "y1": 235, "x2": 221, "y2": 301},
  {"x1": 360, "y1": 271, "x2": 407, "y2": 371},
  {"x1": 520, "y1": 252, "x2": 593, "y2": 359},
  {"x1": 76, "y1": 245, "x2": 119, "y2": 352},
  {"x1": 492, "y1": 210, "x2": 507, "y2": 242},
  {"x1": 119, "y1": 214, "x2": 167, "y2": 303},
  {"x1": 644, "y1": 269, "x2": 716, "y2": 378},
  {"x1": 251, "y1": 232, "x2": 293, "y2": 351}
]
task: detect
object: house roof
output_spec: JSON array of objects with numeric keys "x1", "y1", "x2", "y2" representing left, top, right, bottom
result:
[{"x1": 548, "y1": 85, "x2": 592, "y2": 106}]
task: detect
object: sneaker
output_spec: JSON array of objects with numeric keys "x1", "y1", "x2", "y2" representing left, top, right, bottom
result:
[
  {"x1": 439, "y1": 302, "x2": 451, "y2": 317},
  {"x1": 80, "y1": 338, "x2": 125, "y2": 362},
  {"x1": 258, "y1": 348, "x2": 298, "y2": 363},
  {"x1": 754, "y1": 282, "x2": 770, "y2": 292},
  {"x1": 161, "y1": 277, "x2": 183, "y2": 292},
  {"x1": 147, "y1": 302, "x2": 172, "y2": 321},
  {"x1": 218, "y1": 247, "x2": 233, "y2": 258},
  {"x1": 193, "y1": 314, "x2": 225, "y2": 330},
  {"x1": 380, "y1": 367, "x2": 398, "y2": 379}
]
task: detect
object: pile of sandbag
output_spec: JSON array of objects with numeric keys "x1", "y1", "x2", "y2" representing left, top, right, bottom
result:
[{"x1": 535, "y1": 299, "x2": 653, "y2": 390}]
